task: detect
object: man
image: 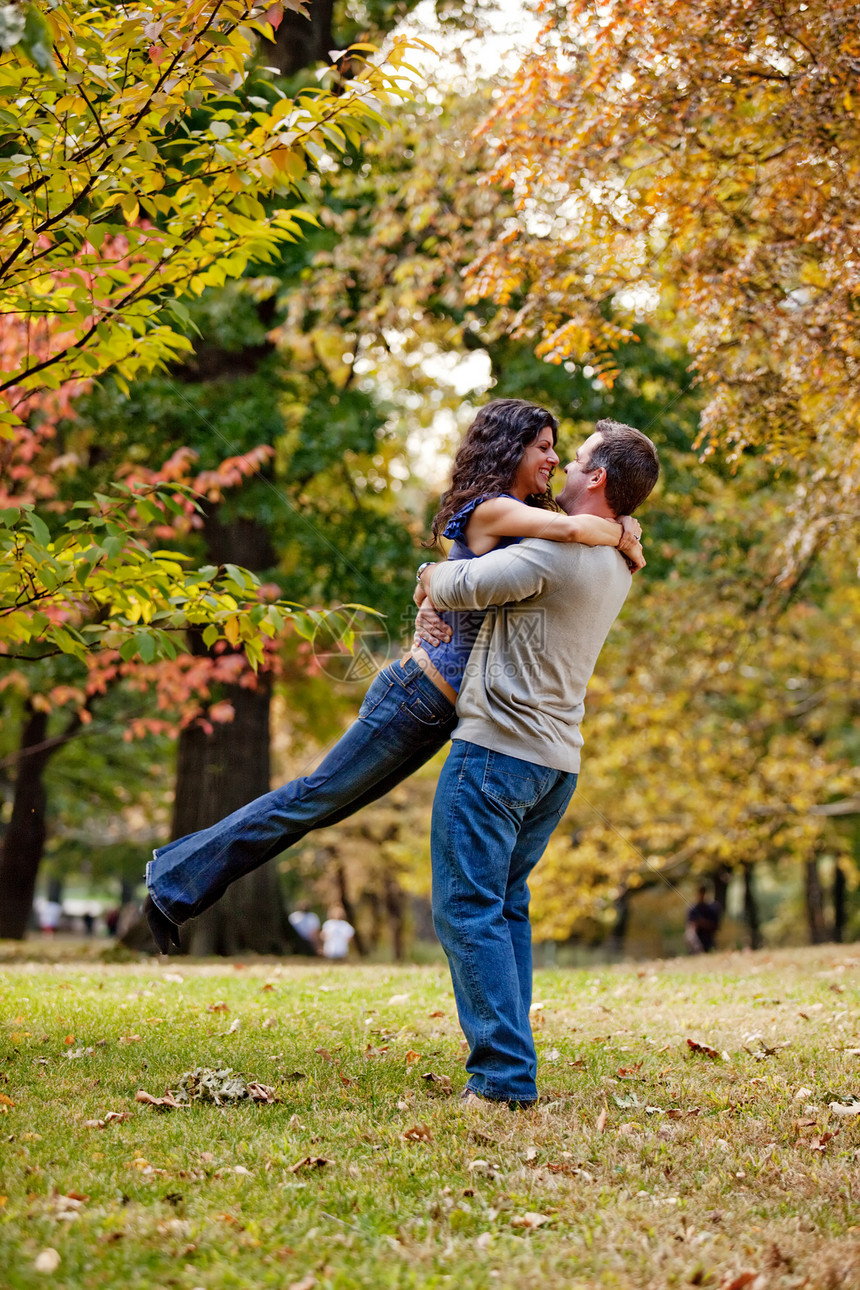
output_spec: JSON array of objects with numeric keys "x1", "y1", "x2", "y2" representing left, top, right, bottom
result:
[
  {"x1": 685, "y1": 883, "x2": 722, "y2": 953},
  {"x1": 418, "y1": 419, "x2": 659, "y2": 1107}
]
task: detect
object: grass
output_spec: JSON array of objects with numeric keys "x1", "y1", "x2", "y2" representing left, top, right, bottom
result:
[{"x1": 1, "y1": 945, "x2": 859, "y2": 1289}]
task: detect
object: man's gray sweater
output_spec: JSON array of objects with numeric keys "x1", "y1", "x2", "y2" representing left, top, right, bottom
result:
[{"x1": 429, "y1": 538, "x2": 631, "y2": 773}]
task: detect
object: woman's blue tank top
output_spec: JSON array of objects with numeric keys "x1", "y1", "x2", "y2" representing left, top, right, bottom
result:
[{"x1": 419, "y1": 493, "x2": 522, "y2": 693}]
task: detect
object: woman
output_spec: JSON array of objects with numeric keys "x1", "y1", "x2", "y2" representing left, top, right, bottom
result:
[{"x1": 144, "y1": 399, "x2": 642, "y2": 951}]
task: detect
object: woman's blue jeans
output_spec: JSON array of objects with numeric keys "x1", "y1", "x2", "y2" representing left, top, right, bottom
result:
[
  {"x1": 146, "y1": 658, "x2": 456, "y2": 925},
  {"x1": 431, "y1": 740, "x2": 577, "y2": 1105}
]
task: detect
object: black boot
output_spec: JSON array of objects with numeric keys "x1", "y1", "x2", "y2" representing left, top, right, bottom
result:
[{"x1": 144, "y1": 896, "x2": 181, "y2": 953}]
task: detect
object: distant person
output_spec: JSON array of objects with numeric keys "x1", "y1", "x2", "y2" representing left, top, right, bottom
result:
[
  {"x1": 288, "y1": 899, "x2": 321, "y2": 955},
  {"x1": 685, "y1": 884, "x2": 722, "y2": 953},
  {"x1": 40, "y1": 899, "x2": 62, "y2": 936},
  {"x1": 320, "y1": 905, "x2": 355, "y2": 961}
]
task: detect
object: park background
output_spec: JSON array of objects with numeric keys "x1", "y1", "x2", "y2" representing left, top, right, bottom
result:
[{"x1": 1, "y1": 0, "x2": 859, "y2": 961}]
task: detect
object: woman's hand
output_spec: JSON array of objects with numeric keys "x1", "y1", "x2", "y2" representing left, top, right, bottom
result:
[
  {"x1": 617, "y1": 516, "x2": 645, "y2": 572},
  {"x1": 413, "y1": 602, "x2": 451, "y2": 648}
]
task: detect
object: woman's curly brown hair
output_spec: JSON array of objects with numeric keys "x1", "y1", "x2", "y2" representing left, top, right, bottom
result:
[{"x1": 428, "y1": 399, "x2": 561, "y2": 546}]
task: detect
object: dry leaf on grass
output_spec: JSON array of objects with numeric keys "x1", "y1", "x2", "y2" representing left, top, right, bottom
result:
[
  {"x1": 288, "y1": 1156, "x2": 332, "y2": 1173},
  {"x1": 829, "y1": 1099, "x2": 860, "y2": 1117},
  {"x1": 596, "y1": 1108, "x2": 608, "y2": 1133},
  {"x1": 387, "y1": 993, "x2": 410, "y2": 1005},
  {"x1": 288, "y1": 1276, "x2": 317, "y2": 1290},
  {"x1": 428, "y1": 1010, "x2": 446, "y2": 1018},
  {"x1": 405, "y1": 1050, "x2": 422, "y2": 1065},
  {"x1": 207, "y1": 1002, "x2": 229, "y2": 1013},
  {"x1": 135, "y1": 1089, "x2": 184, "y2": 1110},
  {"x1": 118, "y1": 1035, "x2": 142, "y2": 1044},
  {"x1": 808, "y1": 1132, "x2": 839, "y2": 1152},
  {"x1": 83, "y1": 1111, "x2": 133, "y2": 1129},
  {"x1": 34, "y1": 1248, "x2": 61, "y2": 1273},
  {"x1": 719, "y1": 1273, "x2": 764, "y2": 1290},
  {"x1": 421, "y1": 1072, "x2": 452, "y2": 1093},
  {"x1": 314, "y1": 1048, "x2": 332, "y2": 1062},
  {"x1": 510, "y1": 1212, "x2": 550, "y2": 1229},
  {"x1": 226, "y1": 1018, "x2": 241, "y2": 1034},
  {"x1": 0, "y1": 1093, "x2": 14, "y2": 1107},
  {"x1": 686, "y1": 1038, "x2": 722, "y2": 1060},
  {"x1": 402, "y1": 1123, "x2": 433, "y2": 1142}
]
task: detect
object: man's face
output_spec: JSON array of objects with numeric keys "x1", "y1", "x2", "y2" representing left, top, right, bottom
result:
[{"x1": 555, "y1": 432, "x2": 604, "y2": 510}]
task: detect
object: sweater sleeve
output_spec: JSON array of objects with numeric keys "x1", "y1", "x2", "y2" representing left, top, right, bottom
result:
[{"x1": 429, "y1": 540, "x2": 549, "y2": 610}]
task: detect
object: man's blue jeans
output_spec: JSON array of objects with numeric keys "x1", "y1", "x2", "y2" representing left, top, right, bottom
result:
[
  {"x1": 431, "y1": 740, "x2": 577, "y2": 1105},
  {"x1": 146, "y1": 658, "x2": 456, "y2": 925}
]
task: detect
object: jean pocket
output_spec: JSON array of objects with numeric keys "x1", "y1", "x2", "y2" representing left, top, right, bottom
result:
[
  {"x1": 399, "y1": 690, "x2": 451, "y2": 728},
  {"x1": 481, "y1": 750, "x2": 551, "y2": 809}
]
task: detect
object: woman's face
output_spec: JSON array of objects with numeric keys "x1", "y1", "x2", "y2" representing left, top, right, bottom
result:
[{"x1": 511, "y1": 426, "x2": 559, "y2": 499}]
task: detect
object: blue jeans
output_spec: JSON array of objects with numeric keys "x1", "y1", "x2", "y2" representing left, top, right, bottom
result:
[
  {"x1": 146, "y1": 658, "x2": 457, "y2": 924},
  {"x1": 431, "y1": 740, "x2": 577, "y2": 1104}
]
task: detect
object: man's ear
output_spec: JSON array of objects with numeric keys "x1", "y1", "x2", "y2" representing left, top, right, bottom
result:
[{"x1": 586, "y1": 465, "x2": 607, "y2": 491}]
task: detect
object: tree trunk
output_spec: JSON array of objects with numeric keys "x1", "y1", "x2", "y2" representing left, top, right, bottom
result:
[
  {"x1": 742, "y1": 862, "x2": 762, "y2": 950},
  {"x1": 608, "y1": 885, "x2": 630, "y2": 959},
  {"x1": 710, "y1": 867, "x2": 731, "y2": 913},
  {"x1": 384, "y1": 871, "x2": 406, "y2": 962},
  {"x1": 832, "y1": 862, "x2": 847, "y2": 944},
  {"x1": 0, "y1": 702, "x2": 83, "y2": 940},
  {"x1": 804, "y1": 858, "x2": 828, "y2": 945},
  {"x1": 173, "y1": 671, "x2": 289, "y2": 955}
]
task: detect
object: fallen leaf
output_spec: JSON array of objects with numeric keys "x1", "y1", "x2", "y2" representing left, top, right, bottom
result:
[
  {"x1": 829, "y1": 1100, "x2": 860, "y2": 1117},
  {"x1": 207, "y1": 1002, "x2": 229, "y2": 1013},
  {"x1": 421, "y1": 1072, "x2": 452, "y2": 1093},
  {"x1": 83, "y1": 1111, "x2": 133, "y2": 1129},
  {"x1": 808, "y1": 1131, "x2": 838, "y2": 1152},
  {"x1": 135, "y1": 1089, "x2": 184, "y2": 1109},
  {"x1": 428, "y1": 1010, "x2": 446, "y2": 1018},
  {"x1": 226, "y1": 1018, "x2": 241, "y2": 1034},
  {"x1": 596, "y1": 1108, "x2": 608, "y2": 1133},
  {"x1": 288, "y1": 1156, "x2": 332, "y2": 1173},
  {"x1": 34, "y1": 1249, "x2": 61, "y2": 1273},
  {"x1": 387, "y1": 993, "x2": 410, "y2": 1005},
  {"x1": 288, "y1": 1276, "x2": 317, "y2": 1290},
  {"x1": 163, "y1": 972, "x2": 184, "y2": 983},
  {"x1": 261, "y1": 983, "x2": 276, "y2": 992},
  {"x1": 405, "y1": 1050, "x2": 422, "y2": 1065},
  {"x1": 246, "y1": 1082, "x2": 277, "y2": 1103},
  {"x1": 337, "y1": 1070, "x2": 355, "y2": 1087},
  {"x1": 510, "y1": 1212, "x2": 550, "y2": 1229},
  {"x1": 314, "y1": 1048, "x2": 332, "y2": 1062},
  {"x1": 118, "y1": 1035, "x2": 142, "y2": 1044},
  {"x1": 719, "y1": 1273, "x2": 763, "y2": 1290},
  {"x1": 402, "y1": 1123, "x2": 433, "y2": 1142},
  {"x1": 0, "y1": 1093, "x2": 14, "y2": 1107},
  {"x1": 686, "y1": 1038, "x2": 722, "y2": 1060}
]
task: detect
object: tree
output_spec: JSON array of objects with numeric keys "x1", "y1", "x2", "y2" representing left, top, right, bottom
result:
[
  {"x1": 0, "y1": 0, "x2": 420, "y2": 424},
  {"x1": 468, "y1": 0, "x2": 860, "y2": 576}
]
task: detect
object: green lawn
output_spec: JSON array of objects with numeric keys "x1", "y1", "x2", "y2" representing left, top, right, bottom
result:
[{"x1": 1, "y1": 946, "x2": 859, "y2": 1288}]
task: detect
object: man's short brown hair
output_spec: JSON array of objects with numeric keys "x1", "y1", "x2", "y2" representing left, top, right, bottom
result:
[{"x1": 586, "y1": 419, "x2": 660, "y2": 515}]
